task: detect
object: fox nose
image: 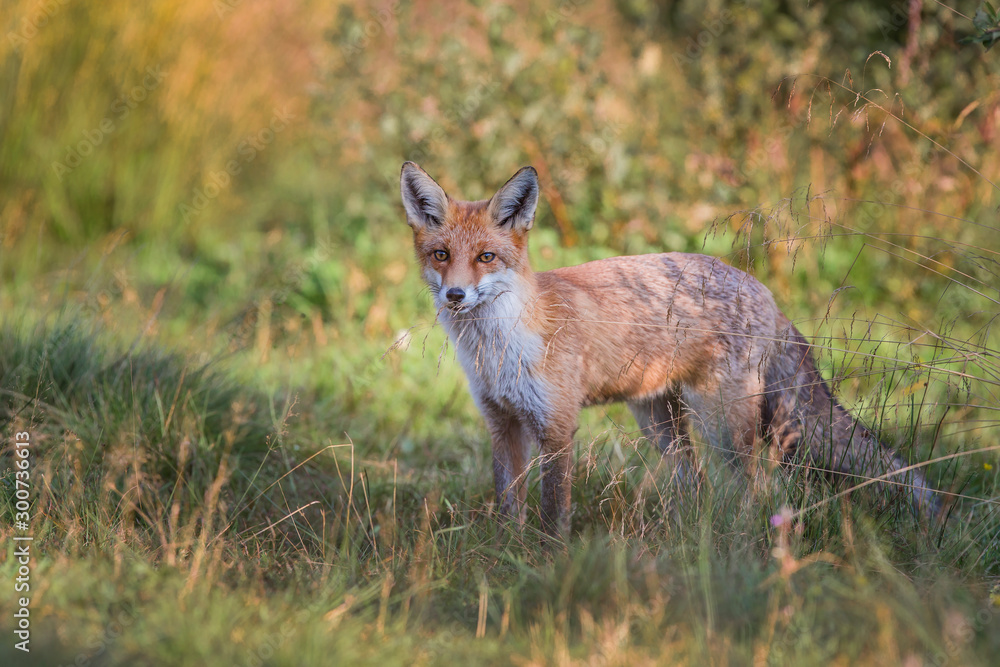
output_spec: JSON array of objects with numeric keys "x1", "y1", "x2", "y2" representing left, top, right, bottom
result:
[{"x1": 446, "y1": 287, "x2": 466, "y2": 303}]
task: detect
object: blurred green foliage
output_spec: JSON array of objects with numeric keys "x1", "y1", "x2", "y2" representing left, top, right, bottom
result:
[{"x1": 961, "y1": 2, "x2": 1000, "y2": 50}]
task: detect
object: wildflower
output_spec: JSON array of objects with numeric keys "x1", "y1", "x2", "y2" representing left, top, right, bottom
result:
[
  {"x1": 770, "y1": 506, "x2": 794, "y2": 528},
  {"x1": 985, "y1": 463, "x2": 993, "y2": 471}
]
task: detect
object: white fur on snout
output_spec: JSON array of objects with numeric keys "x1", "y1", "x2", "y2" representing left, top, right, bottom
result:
[{"x1": 437, "y1": 284, "x2": 481, "y2": 310}]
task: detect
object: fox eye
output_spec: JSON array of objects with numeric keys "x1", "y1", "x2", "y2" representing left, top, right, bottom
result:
[
  {"x1": 432, "y1": 250, "x2": 449, "y2": 262},
  {"x1": 479, "y1": 252, "x2": 495, "y2": 263}
]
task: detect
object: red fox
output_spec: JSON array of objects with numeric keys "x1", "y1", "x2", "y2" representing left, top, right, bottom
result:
[{"x1": 400, "y1": 162, "x2": 938, "y2": 536}]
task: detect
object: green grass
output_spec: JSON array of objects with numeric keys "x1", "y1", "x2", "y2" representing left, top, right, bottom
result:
[{"x1": 1, "y1": 321, "x2": 998, "y2": 665}]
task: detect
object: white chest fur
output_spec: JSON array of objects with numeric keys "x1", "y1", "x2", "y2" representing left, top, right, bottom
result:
[{"x1": 441, "y1": 293, "x2": 551, "y2": 430}]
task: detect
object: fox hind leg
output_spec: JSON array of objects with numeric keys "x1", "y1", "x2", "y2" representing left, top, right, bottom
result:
[
  {"x1": 683, "y1": 377, "x2": 762, "y2": 467},
  {"x1": 629, "y1": 392, "x2": 696, "y2": 486}
]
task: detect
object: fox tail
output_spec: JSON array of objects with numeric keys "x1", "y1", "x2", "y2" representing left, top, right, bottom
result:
[{"x1": 762, "y1": 316, "x2": 940, "y2": 515}]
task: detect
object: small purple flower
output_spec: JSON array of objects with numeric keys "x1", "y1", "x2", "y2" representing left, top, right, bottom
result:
[{"x1": 770, "y1": 507, "x2": 793, "y2": 528}]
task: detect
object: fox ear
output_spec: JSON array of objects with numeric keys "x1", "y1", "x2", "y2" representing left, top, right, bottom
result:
[
  {"x1": 488, "y1": 166, "x2": 539, "y2": 232},
  {"x1": 400, "y1": 162, "x2": 449, "y2": 229}
]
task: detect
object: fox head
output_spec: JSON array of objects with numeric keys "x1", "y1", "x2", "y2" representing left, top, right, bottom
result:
[{"x1": 400, "y1": 162, "x2": 539, "y2": 313}]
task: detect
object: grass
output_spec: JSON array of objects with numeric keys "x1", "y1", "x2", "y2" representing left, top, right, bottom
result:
[
  {"x1": 0, "y1": 319, "x2": 997, "y2": 664},
  {"x1": 1, "y1": 0, "x2": 999, "y2": 664}
]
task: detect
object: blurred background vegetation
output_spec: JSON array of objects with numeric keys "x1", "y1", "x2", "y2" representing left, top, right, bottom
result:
[
  {"x1": 1, "y1": 0, "x2": 998, "y2": 664},
  {"x1": 2, "y1": 0, "x2": 997, "y2": 475}
]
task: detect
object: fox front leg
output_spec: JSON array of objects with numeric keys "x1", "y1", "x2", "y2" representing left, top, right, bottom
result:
[
  {"x1": 538, "y1": 417, "x2": 578, "y2": 539},
  {"x1": 484, "y1": 405, "x2": 531, "y2": 526}
]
